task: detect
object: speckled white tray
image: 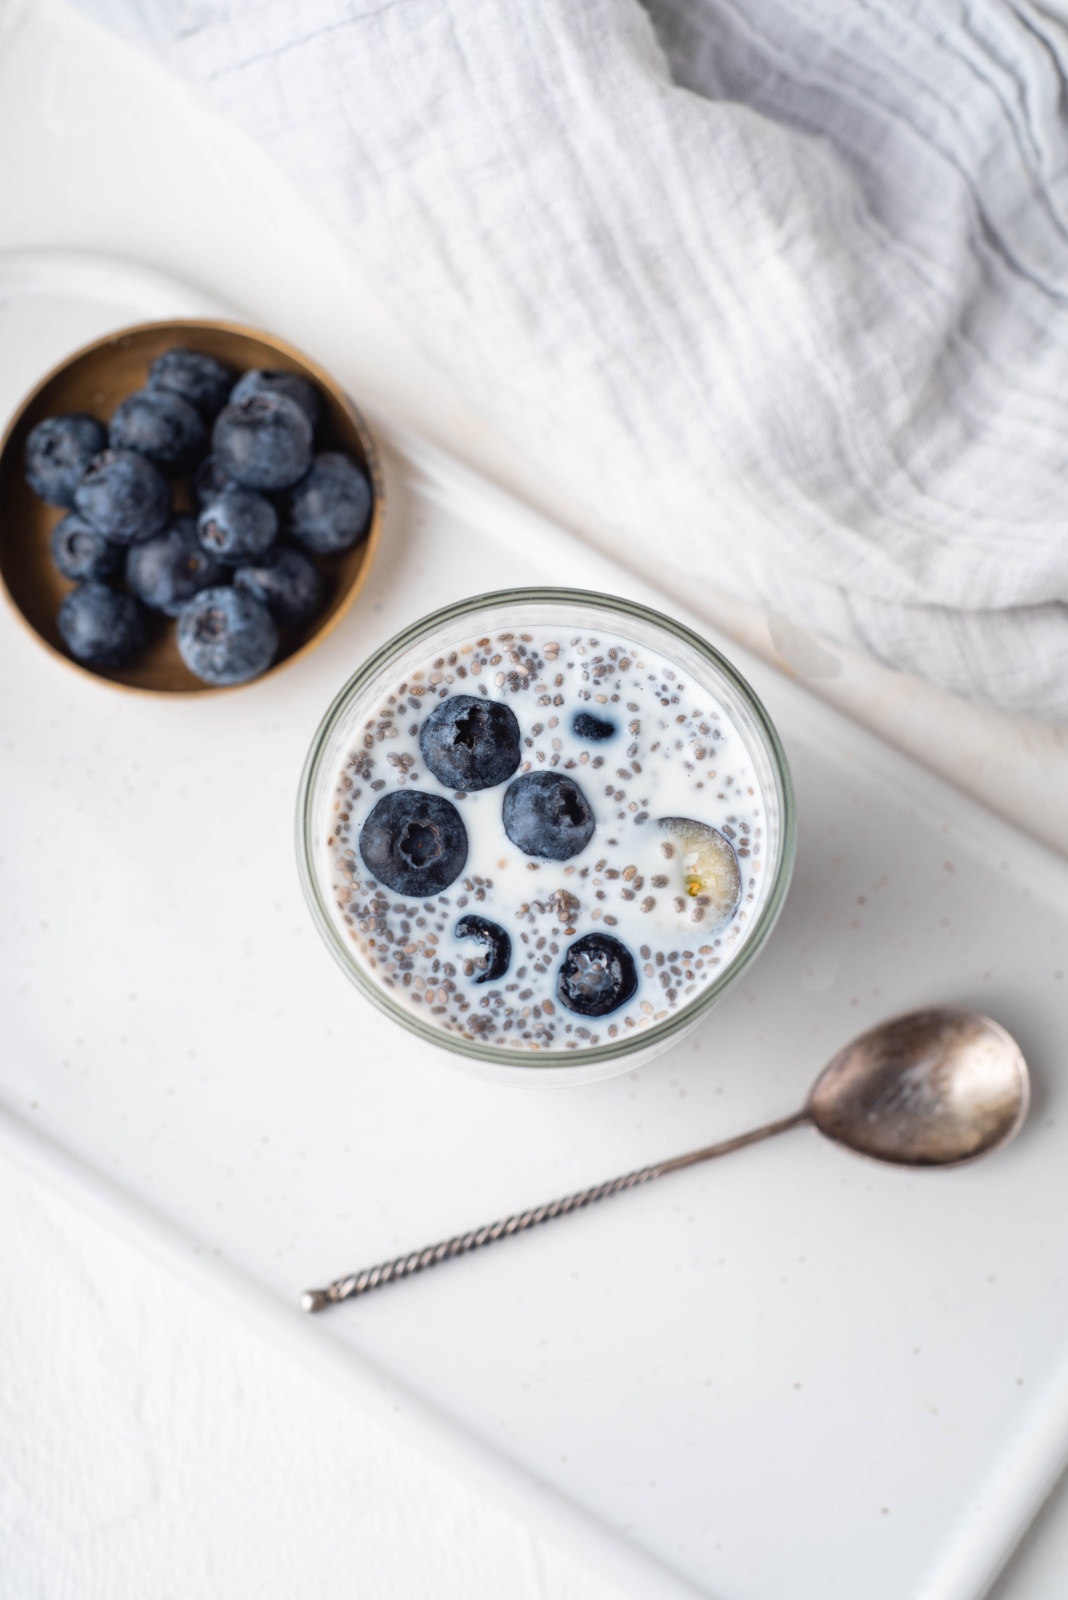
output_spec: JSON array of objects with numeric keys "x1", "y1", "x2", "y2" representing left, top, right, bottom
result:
[{"x1": 3, "y1": 250, "x2": 1068, "y2": 1600}]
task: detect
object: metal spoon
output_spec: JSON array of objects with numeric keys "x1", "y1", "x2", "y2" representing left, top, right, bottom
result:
[{"x1": 301, "y1": 1007, "x2": 1028, "y2": 1313}]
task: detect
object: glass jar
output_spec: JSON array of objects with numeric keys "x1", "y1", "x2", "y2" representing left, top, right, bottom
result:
[{"x1": 297, "y1": 588, "x2": 795, "y2": 1084}]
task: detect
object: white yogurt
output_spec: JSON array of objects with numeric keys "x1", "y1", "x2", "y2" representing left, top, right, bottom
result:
[{"x1": 322, "y1": 626, "x2": 770, "y2": 1053}]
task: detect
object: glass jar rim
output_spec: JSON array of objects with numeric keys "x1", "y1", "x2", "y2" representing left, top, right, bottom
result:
[{"x1": 296, "y1": 586, "x2": 796, "y2": 1071}]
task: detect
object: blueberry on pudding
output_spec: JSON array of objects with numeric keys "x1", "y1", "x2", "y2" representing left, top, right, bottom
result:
[
  {"x1": 502, "y1": 771, "x2": 596, "y2": 861},
  {"x1": 420, "y1": 694, "x2": 521, "y2": 791},
  {"x1": 557, "y1": 932, "x2": 638, "y2": 1017},
  {"x1": 657, "y1": 817, "x2": 742, "y2": 928},
  {"x1": 455, "y1": 914, "x2": 512, "y2": 983},
  {"x1": 572, "y1": 710, "x2": 615, "y2": 741},
  {"x1": 359, "y1": 791, "x2": 468, "y2": 898}
]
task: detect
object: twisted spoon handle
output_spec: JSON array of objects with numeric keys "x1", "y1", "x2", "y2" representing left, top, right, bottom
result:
[{"x1": 301, "y1": 1109, "x2": 806, "y2": 1312}]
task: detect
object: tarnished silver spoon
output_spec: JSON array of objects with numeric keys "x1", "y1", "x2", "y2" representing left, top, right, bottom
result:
[{"x1": 301, "y1": 1007, "x2": 1029, "y2": 1313}]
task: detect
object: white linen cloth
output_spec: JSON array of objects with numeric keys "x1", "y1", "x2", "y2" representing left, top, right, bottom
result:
[{"x1": 75, "y1": 0, "x2": 1068, "y2": 718}]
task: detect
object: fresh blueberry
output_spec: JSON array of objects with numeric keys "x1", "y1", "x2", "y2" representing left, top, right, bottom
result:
[
  {"x1": 455, "y1": 914, "x2": 511, "y2": 983},
  {"x1": 126, "y1": 515, "x2": 229, "y2": 617},
  {"x1": 24, "y1": 414, "x2": 107, "y2": 507},
  {"x1": 73, "y1": 449, "x2": 171, "y2": 544},
  {"x1": 502, "y1": 771, "x2": 595, "y2": 861},
  {"x1": 49, "y1": 513, "x2": 122, "y2": 582},
  {"x1": 657, "y1": 816, "x2": 742, "y2": 926},
  {"x1": 109, "y1": 387, "x2": 206, "y2": 470},
  {"x1": 229, "y1": 368, "x2": 321, "y2": 428},
  {"x1": 197, "y1": 488, "x2": 278, "y2": 566},
  {"x1": 177, "y1": 587, "x2": 278, "y2": 686},
  {"x1": 148, "y1": 347, "x2": 235, "y2": 418},
  {"x1": 572, "y1": 710, "x2": 616, "y2": 741},
  {"x1": 556, "y1": 932, "x2": 638, "y2": 1017},
  {"x1": 233, "y1": 546, "x2": 324, "y2": 629},
  {"x1": 287, "y1": 452, "x2": 373, "y2": 554},
  {"x1": 193, "y1": 454, "x2": 238, "y2": 507},
  {"x1": 419, "y1": 694, "x2": 521, "y2": 791},
  {"x1": 212, "y1": 392, "x2": 312, "y2": 492},
  {"x1": 57, "y1": 581, "x2": 147, "y2": 668},
  {"x1": 359, "y1": 790, "x2": 468, "y2": 898}
]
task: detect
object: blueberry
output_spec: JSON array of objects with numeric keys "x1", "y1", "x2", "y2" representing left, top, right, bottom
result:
[
  {"x1": 109, "y1": 388, "x2": 205, "y2": 470},
  {"x1": 287, "y1": 452, "x2": 373, "y2": 554},
  {"x1": 502, "y1": 771, "x2": 595, "y2": 861},
  {"x1": 657, "y1": 817, "x2": 742, "y2": 926},
  {"x1": 73, "y1": 449, "x2": 171, "y2": 545},
  {"x1": 57, "y1": 581, "x2": 147, "y2": 668},
  {"x1": 572, "y1": 711, "x2": 615, "y2": 741},
  {"x1": 24, "y1": 414, "x2": 107, "y2": 507},
  {"x1": 229, "y1": 368, "x2": 321, "y2": 428},
  {"x1": 49, "y1": 513, "x2": 122, "y2": 582},
  {"x1": 177, "y1": 587, "x2": 278, "y2": 686},
  {"x1": 212, "y1": 393, "x2": 312, "y2": 492},
  {"x1": 419, "y1": 694, "x2": 521, "y2": 791},
  {"x1": 359, "y1": 790, "x2": 468, "y2": 898},
  {"x1": 148, "y1": 347, "x2": 235, "y2": 418},
  {"x1": 193, "y1": 454, "x2": 238, "y2": 507},
  {"x1": 556, "y1": 932, "x2": 638, "y2": 1017},
  {"x1": 233, "y1": 546, "x2": 324, "y2": 629},
  {"x1": 126, "y1": 515, "x2": 229, "y2": 617},
  {"x1": 455, "y1": 915, "x2": 512, "y2": 983},
  {"x1": 197, "y1": 488, "x2": 278, "y2": 565}
]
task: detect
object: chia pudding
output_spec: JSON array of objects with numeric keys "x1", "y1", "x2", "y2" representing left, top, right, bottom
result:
[{"x1": 300, "y1": 591, "x2": 794, "y2": 1077}]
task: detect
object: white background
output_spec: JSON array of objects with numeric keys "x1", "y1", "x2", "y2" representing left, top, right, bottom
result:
[{"x1": 2, "y1": 1, "x2": 1068, "y2": 1595}]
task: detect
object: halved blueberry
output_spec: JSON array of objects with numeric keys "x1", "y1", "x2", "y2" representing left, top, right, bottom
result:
[
  {"x1": 359, "y1": 790, "x2": 468, "y2": 898},
  {"x1": 24, "y1": 414, "x2": 107, "y2": 507},
  {"x1": 556, "y1": 932, "x2": 637, "y2": 1017},
  {"x1": 109, "y1": 387, "x2": 205, "y2": 469},
  {"x1": 73, "y1": 449, "x2": 171, "y2": 545},
  {"x1": 49, "y1": 513, "x2": 122, "y2": 582},
  {"x1": 420, "y1": 694, "x2": 521, "y2": 791},
  {"x1": 57, "y1": 581, "x2": 147, "y2": 668},
  {"x1": 455, "y1": 914, "x2": 511, "y2": 982},
  {"x1": 658, "y1": 816, "x2": 741, "y2": 926},
  {"x1": 502, "y1": 771, "x2": 595, "y2": 861},
  {"x1": 572, "y1": 711, "x2": 615, "y2": 741}
]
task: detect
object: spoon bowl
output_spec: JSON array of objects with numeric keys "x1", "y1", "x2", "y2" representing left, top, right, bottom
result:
[{"x1": 807, "y1": 1007, "x2": 1029, "y2": 1167}]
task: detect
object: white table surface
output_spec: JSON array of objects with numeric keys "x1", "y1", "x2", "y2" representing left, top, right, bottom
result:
[{"x1": 3, "y1": 2, "x2": 1068, "y2": 1596}]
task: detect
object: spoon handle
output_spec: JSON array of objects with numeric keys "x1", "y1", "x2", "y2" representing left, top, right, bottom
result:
[{"x1": 301, "y1": 1110, "x2": 807, "y2": 1312}]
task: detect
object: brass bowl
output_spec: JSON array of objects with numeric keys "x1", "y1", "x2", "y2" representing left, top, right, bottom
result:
[{"x1": 0, "y1": 320, "x2": 384, "y2": 694}]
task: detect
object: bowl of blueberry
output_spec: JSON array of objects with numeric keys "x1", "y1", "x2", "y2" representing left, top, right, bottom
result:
[
  {"x1": 0, "y1": 321, "x2": 382, "y2": 692},
  {"x1": 297, "y1": 587, "x2": 795, "y2": 1084}
]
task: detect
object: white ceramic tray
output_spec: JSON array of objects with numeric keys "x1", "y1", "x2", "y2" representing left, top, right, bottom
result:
[{"x1": 3, "y1": 251, "x2": 1068, "y2": 1600}]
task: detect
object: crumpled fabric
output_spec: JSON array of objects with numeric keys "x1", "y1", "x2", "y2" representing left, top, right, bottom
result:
[{"x1": 74, "y1": 0, "x2": 1068, "y2": 717}]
